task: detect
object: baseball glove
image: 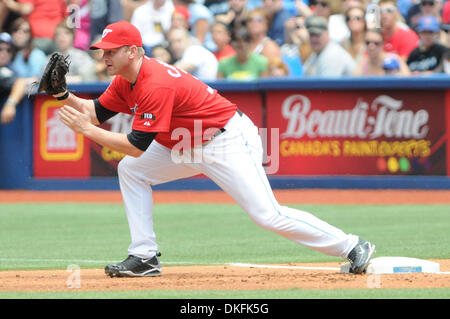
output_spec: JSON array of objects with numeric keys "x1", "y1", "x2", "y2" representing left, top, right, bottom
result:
[{"x1": 35, "y1": 52, "x2": 70, "y2": 98}]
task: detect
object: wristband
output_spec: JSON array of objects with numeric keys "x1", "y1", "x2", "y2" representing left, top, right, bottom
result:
[
  {"x1": 5, "y1": 99, "x2": 17, "y2": 106},
  {"x1": 53, "y1": 90, "x2": 69, "y2": 101}
]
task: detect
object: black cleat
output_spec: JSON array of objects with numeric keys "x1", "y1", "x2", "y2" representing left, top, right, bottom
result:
[
  {"x1": 347, "y1": 238, "x2": 376, "y2": 274},
  {"x1": 105, "y1": 253, "x2": 161, "y2": 277}
]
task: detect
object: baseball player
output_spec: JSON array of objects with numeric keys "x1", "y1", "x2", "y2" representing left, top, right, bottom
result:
[{"x1": 42, "y1": 21, "x2": 375, "y2": 276}]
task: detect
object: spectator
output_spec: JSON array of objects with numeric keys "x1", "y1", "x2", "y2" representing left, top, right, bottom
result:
[
  {"x1": 442, "y1": 23, "x2": 450, "y2": 47},
  {"x1": 262, "y1": 0, "x2": 295, "y2": 46},
  {"x1": 204, "y1": 0, "x2": 230, "y2": 16},
  {"x1": 90, "y1": 0, "x2": 124, "y2": 41},
  {"x1": 406, "y1": 0, "x2": 443, "y2": 31},
  {"x1": 247, "y1": 7, "x2": 281, "y2": 61},
  {"x1": 0, "y1": 32, "x2": 27, "y2": 124},
  {"x1": 341, "y1": 5, "x2": 366, "y2": 64},
  {"x1": 303, "y1": 15, "x2": 356, "y2": 76},
  {"x1": 121, "y1": 0, "x2": 149, "y2": 21},
  {"x1": 342, "y1": 0, "x2": 366, "y2": 11},
  {"x1": 168, "y1": 26, "x2": 218, "y2": 80},
  {"x1": 131, "y1": 0, "x2": 174, "y2": 51},
  {"x1": 397, "y1": 0, "x2": 415, "y2": 19},
  {"x1": 443, "y1": 48, "x2": 450, "y2": 74},
  {"x1": 295, "y1": 0, "x2": 313, "y2": 17},
  {"x1": 217, "y1": 26, "x2": 269, "y2": 80},
  {"x1": 215, "y1": 0, "x2": 249, "y2": 32},
  {"x1": 65, "y1": 0, "x2": 91, "y2": 50},
  {"x1": 407, "y1": 15, "x2": 447, "y2": 74},
  {"x1": 9, "y1": 17, "x2": 46, "y2": 82},
  {"x1": 280, "y1": 15, "x2": 310, "y2": 76},
  {"x1": 248, "y1": 0, "x2": 263, "y2": 10},
  {"x1": 0, "y1": 0, "x2": 21, "y2": 32},
  {"x1": 174, "y1": 0, "x2": 216, "y2": 51},
  {"x1": 443, "y1": 0, "x2": 450, "y2": 24},
  {"x1": 312, "y1": 0, "x2": 350, "y2": 43},
  {"x1": 267, "y1": 56, "x2": 289, "y2": 77},
  {"x1": 283, "y1": 0, "x2": 301, "y2": 15},
  {"x1": 353, "y1": 28, "x2": 410, "y2": 76},
  {"x1": 3, "y1": 0, "x2": 67, "y2": 55},
  {"x1": 379, "y1": 0, "x2": 419, "y2": 60},
  {"x1": 383, "y1": 55, "x2": 402, "y2": 75},
  {"x1": 53, "y1": 21, "x2": 96, "y2": 83},
  {"x1": 171, "y1": 5, "x2": 191, "y2": 30},
  {"x1": 211, "y1": 20, "x2": 236, "y2": 61},
  {"x1": 171, "y1": 5, "x2": 202, "y2": 46},
  {"x1": 151, "y1": 44, "x2": 174, "y2": 64},
  {"x1": 88, "y1": 35, "x2": 112, "y2": 82}
]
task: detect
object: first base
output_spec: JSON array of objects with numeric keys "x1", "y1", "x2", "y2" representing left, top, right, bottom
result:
[{"x1": 340, "y1": 257, "x2": 440, "y2": 274}]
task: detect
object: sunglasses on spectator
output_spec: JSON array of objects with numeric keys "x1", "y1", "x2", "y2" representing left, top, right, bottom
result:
[
  {"x1": 12, "y1": 27, "x2": 31, "y2": 33},
  {"x1": 365, "y1": 40, "x2": 382, "y2": 46},
  {"x1": 0, "y1": 47, "x2": 12, "y2": 53},
  {"x1": 346, "y1": 15, "x2": 364, "y2": 22},
  {"x1": 248, "y1": 16, "x2": 265, "y2": 22},
  {"x1": 380, "y1": 7, "x2": 397, "y2": 14},
  {"x1": 316, "y1": 2, "x2": 328, "y2": 7},
  {"x1": 420, "y1": 1, "x2": 435, "y2": 6}
]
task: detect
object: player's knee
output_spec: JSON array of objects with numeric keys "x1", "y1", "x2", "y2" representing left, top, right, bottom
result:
[
  {"x1": 249, "y1": 209, "x2": 280, "y2": 231},
  {"x1": 117, "y1": 156, "x2": 133, "y2": 178}
]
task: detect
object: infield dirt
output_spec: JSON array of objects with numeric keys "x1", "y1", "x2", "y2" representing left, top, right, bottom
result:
[{"x1": 0, "y1": 189, "x2": 449, "y2": 292}]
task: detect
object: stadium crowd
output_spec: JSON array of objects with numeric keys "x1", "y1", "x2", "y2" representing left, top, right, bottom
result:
[{"x1": 1, "y1": 0, "x2": 450, "y2": 122}]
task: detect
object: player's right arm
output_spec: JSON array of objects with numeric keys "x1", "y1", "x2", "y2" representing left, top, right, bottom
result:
[{"x1": 60, "y1": 93, "x2": 102, "y2": 126}]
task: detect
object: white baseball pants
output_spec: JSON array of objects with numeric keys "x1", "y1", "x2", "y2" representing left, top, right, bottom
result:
[{"x1": 117, "y1": 111, "x2": 359, "y2": 259}]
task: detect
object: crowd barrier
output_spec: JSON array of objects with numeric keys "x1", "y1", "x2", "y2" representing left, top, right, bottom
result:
[{"x1": 1, "y1": 75, "x2": 449, "y2": 190}]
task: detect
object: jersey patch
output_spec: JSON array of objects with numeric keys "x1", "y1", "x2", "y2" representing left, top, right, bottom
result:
[{"x1": 141, "y1": 113, "x2": 156, "y2": 120}]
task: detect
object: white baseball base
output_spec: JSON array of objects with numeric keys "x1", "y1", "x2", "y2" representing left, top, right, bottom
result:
[{"x1": 340, "y1": 257, "x2": 440, "y2": 274}]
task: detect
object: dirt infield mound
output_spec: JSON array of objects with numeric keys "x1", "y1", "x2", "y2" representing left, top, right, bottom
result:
[
  {"x1": 0, "y1": 260, "x2": 449, "y2": 292},
  {"x1": 1, "y1": 189, "x2": 450, "y2": 204},
  {"x1": 1, "y1": 189, "x2": 448, "y2": 292}
]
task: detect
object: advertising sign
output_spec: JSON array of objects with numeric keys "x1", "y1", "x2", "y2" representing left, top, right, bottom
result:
[
  {"x1": 266, "y1": 90, "x2": 447, "y2": 175},
  {"x1": 33, "y1": 96, "x2": 90, "y2": 177}
]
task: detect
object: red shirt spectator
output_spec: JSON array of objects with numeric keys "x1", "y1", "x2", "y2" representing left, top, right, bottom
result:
[
  {"x1": 213, "y1": 44, "x2": 235, "y2": 61},
  {"x1": 442, "y1": 0, "x2": 450, "y2": 24},
  {"x1": 17, "y1": 0, "x2": 66, "y2": 39},
  {"x1": 379, "y1": 0, "x2": 419, "y2": 59},
  {"x1": 383, "y1": 24, "x2": 420, "y2": 58}
]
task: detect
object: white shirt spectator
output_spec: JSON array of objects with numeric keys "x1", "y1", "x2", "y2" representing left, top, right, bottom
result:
[
  {"x1": 131, "y1": 0, "x2": 175, "y2": 48},
  {"x1": 328, "y1": 14, "x2": 350, "y2": 43},
  {"x1": 177, "y1": 45, "x2": 218, "y2": 81},
  {"x1": 303, "y1": 41, "x2": 356, "y2": 76}
]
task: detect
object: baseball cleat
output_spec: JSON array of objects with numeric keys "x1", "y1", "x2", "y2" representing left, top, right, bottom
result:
[
  {"x1": 347, "y1": 238, "x2": 376, "y2": 274},
  {"x1": 105, "y1": 253, "x2": 161, "y2": 277}
]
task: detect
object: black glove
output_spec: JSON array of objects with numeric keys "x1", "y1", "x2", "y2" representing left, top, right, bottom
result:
[{"x1": 35, "y1": 52, "x2": 70, "y2": 100}]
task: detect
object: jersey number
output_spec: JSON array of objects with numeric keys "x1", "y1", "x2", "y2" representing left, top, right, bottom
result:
[
  {"x1": 155, "y1": 59, "x2": 213, "y2": 95},
  {"x1": 155, "y1": 59, "x2": 186, "y2": 78}
]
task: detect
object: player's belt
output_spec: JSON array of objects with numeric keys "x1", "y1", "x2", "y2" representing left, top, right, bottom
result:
[{"x1": 209, "y1": 109, "x2": 243, "y2": 141}]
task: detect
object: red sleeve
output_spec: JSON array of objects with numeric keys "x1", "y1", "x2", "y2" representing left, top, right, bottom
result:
[
  {"x1": 443, "y1": 1, "x2": 450, "y2": 24},
  {"x1": 98, "y1": 78, "x2": 131, "y2": 114},
  {"x1": 132, "y1": 87, "x2": 175, "y2": 133}
]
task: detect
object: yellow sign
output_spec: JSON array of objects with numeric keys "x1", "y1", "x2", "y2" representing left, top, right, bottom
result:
[{"x1": 40, "y1": 100, "x2": 84, "y2": 161}]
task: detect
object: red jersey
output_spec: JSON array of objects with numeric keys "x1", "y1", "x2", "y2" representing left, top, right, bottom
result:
[
  {"x1": 383, "y1": 25, "x2": 419, "y2": 58},
  {"x1": 98, "y1": 57, "x2": 237, "y2": 149}
]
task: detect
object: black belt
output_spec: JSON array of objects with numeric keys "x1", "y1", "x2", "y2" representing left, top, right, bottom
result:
[{"x1": 210, "y1": 109, "x2": 243, "y2": 140}]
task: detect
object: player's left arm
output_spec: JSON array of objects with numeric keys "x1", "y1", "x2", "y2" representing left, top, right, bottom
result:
[
  {"x1": 1, "y1": 77, "x2": 26, "y2": 124},
  {"x1": 58, "y1": 105, "x2": 157, "y2": 157}
]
